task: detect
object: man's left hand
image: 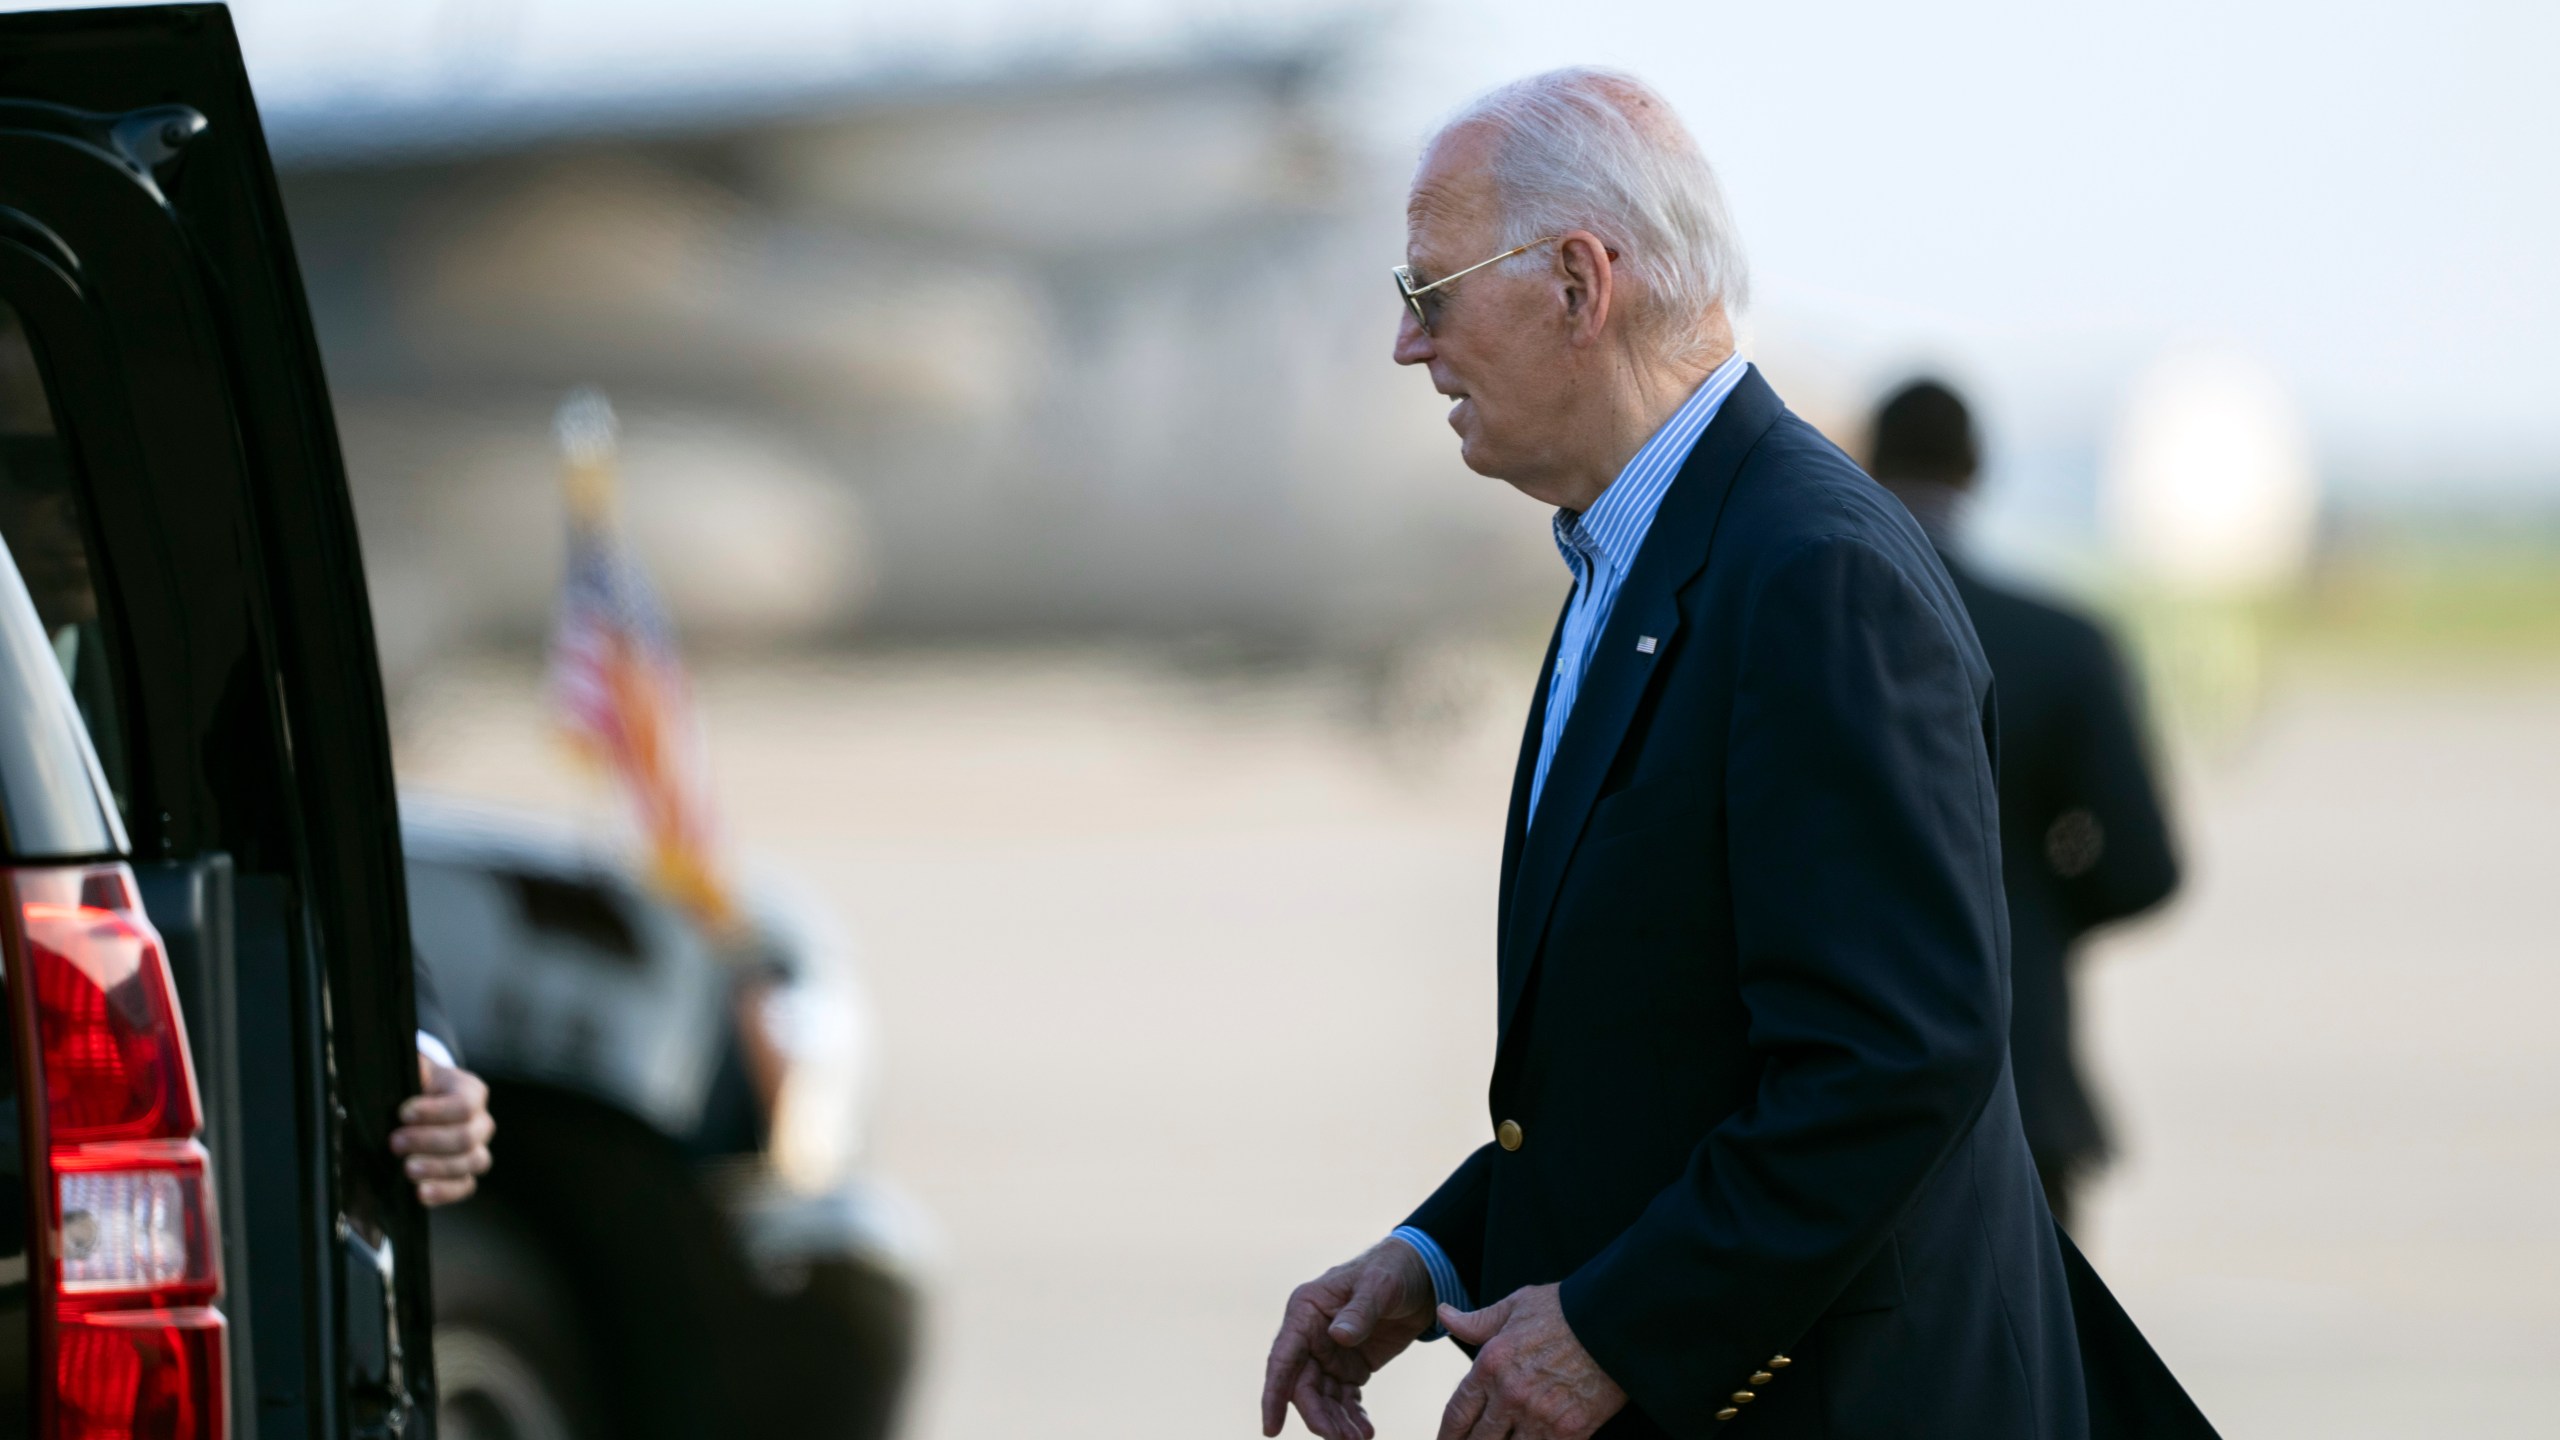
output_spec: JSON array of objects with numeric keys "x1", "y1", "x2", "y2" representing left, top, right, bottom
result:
[
  {"x1": 1436, "y1": 1284, "x2": 1626, "y2": 1440},
  {"x1": 392, "y1": 1052, "x2": 494, "y2": 1207}
]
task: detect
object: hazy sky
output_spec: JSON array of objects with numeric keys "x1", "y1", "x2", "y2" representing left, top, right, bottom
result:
[
  {"x1": 15, "y1": 0, "x2": 2557, "y2": 503},
  {"x1": 1390, "y1": 0, "x2": 2560, "y2": 500}
]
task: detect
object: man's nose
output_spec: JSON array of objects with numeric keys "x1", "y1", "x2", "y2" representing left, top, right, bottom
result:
[{"x1": 1393, "y1": 309, "x2": 1434, "y2": 367}]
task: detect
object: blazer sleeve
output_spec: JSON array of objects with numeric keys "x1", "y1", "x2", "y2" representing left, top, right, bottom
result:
[
  {"x1": 1404, "y1": 1143, "x2": 1497, "y2": 1301},
  {"x1": 1559, "y1": 534, "x2": 2012, "y2": 1435}
]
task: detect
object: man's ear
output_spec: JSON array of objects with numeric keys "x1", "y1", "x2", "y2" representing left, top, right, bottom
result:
[{"x1": 1556, "y1": 231, "x2": 1615, "y2": 348}]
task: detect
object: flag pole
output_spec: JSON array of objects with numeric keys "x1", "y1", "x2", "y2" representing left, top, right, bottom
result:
[{"x1": 555, "y1": 386, "x2": 619, "y2": 528}]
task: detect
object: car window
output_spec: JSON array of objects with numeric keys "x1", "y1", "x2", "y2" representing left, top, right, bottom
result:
[
  {"x1": 0, "y1": 300, "x2": 124, "y2": 859},
  {"x1": 509, "y1": 871, "x2": 646, "y2": 964},
  {"x1": 0, "y1": 301, "x2": 130, "y2": 823}
]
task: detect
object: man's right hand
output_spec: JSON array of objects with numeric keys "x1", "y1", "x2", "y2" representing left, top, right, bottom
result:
[{"x1": 1261, "y1": 1238, "x2": 1439, "y2": 1439}]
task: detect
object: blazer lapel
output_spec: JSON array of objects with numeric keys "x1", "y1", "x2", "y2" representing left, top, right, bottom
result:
[
  {"x1": 1495, "y1": 366, "x2": 1783, "y2": 1040},
  {"x1": 1496, "y1": 603, "x2": 1566, "y2": 961}
]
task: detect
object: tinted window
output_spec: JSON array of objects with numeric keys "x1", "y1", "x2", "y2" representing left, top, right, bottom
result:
[
  {"x1": 0, "y1": 302, "x2": 122, "y2": 860},
  {"x1": 510, "y1": 872, "x2": 644, "y2": 964}
]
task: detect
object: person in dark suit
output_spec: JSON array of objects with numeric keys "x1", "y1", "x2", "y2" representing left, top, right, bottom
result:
[
  {"x1": 1258, "y1": 69, "x2": 2212, "y2": 1440},
  {"x1": 1869, "y1": 380, "x2": 2181, "y2": 1230}
]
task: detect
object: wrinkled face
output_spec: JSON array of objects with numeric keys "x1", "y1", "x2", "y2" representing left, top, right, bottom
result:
[{"x1": 1395, "y1": 126, "x2": 1578, "y2": 487}]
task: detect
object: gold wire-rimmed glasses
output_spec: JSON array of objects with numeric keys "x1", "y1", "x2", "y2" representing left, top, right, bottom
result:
[{"x1": 1393, "y1": 236, "x2": 1563, "y2": 334}]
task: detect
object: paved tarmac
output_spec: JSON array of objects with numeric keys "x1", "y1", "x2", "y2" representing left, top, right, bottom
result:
[{"x1": 396, "y1": 652, "x2": 2560, "y2": 1439}]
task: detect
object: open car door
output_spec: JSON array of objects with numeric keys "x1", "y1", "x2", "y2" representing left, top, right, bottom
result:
[{"x1": 0, "y1": 6, "x2": 433, "y2": 1437}]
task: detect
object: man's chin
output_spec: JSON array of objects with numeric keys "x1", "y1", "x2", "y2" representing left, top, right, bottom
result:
[
  {"x1": 1456, "y1": 436, "x2": 1521, "y2": 484},
  {"x1": 1449, "y1": 422, "x2": 1505, "y2": 480}
]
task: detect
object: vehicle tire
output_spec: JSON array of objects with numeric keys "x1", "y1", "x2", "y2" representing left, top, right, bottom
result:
[
  {"x1": 467, "y1": 1087, "x2": 747, "y2": 1440},
  {"x1": 430, "y1": 1200, "x2": 603, "y2": 1440},
  {"x1": 462, "y1": 1084, "x2": 917, "y2": 1440}
]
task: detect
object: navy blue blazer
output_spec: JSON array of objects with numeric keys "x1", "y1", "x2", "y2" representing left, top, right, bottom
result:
[{"x1": 1406, "y1": 368, "x2": 2087, "y2": 1438}]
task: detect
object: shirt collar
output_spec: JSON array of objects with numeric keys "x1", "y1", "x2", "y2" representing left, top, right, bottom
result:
[{"x1": 1553, "y1": 352, "x2": 1751, "y2": 581}]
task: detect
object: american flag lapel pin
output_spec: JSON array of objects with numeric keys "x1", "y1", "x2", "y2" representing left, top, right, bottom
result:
[{"x1": 1636, "y1": 635, "x2": 1658, "y2": 654}]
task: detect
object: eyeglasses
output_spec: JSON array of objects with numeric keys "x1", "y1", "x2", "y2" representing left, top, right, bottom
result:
[{"x1": 1393, "y1": 236, "x2": 1562, "y2": 335}]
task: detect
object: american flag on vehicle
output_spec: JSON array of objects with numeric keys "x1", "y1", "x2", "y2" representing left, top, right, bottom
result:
[{"x1": 545, "y1": 387, "x2": 736, "y2": 930}]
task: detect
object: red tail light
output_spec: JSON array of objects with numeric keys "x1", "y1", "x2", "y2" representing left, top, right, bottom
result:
[
  {"x1": 9, "y1": 865, "x2": 226, "y2": 1440},
  {"x1": 53, "y1": 1312, "x2": 224, "y2": 1440}
]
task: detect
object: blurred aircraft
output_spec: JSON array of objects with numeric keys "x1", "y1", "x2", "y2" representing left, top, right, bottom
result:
[{"x1": 264, "y1": 20, "x2": 1560, "y2": 688}]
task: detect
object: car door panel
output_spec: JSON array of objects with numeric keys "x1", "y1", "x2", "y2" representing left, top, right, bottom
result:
[{"x1": 0, "y1": 7, "x2": 433, "y2": 1437}]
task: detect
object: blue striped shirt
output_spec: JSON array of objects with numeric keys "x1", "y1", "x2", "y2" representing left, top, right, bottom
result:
[
  {"x1": 1390, "y1": 353, "x2": 1750, "y2": 1334},
  {"x1": 1529, "y1": 352, "x2": 1751, "y2": 818}
]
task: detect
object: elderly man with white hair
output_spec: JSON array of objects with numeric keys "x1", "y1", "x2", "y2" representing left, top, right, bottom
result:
[{"x1": 1259, "y1": 69, "x2": 2213, "y2": 1440}]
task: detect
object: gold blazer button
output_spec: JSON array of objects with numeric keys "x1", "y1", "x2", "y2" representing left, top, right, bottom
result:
[
  {"x1": 1497, "y1": 1119, "x2": 1524, "y2": 1151},
  {"x1": 1715, "y1": 1408, "x2": 1739, "y2": 1422},
  {"x1": 1750, "y1": 1371, "x2": 1774, "y2": 1386}
]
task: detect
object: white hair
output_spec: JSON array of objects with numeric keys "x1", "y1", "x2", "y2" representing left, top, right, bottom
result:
[{"x1": 1433, "y1": 68, "x2": 1749, "y2": 361}]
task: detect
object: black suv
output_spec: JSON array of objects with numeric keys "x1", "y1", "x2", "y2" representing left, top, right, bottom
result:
[{"x1": 0, "y1": 7, "x2": 916, "y2": 1439}]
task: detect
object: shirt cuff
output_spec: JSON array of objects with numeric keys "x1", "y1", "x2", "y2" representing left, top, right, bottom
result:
[
  {"x1": 1390, "y1": 1225, "x2": 1472, "y2": 1341},
  {"x1": 415, "y1": 1030, "x2": 457, "y2": 1071}
]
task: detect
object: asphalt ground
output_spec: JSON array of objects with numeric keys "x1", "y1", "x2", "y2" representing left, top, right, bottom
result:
[{"x1": 396, "y1": 651, "x2": 2560, "y2": 1439}]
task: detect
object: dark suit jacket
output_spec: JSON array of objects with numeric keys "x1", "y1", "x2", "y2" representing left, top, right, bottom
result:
[
  {"x1": 1406, "y1": 368, "x2": 2086, "y2": 1438},
  {"x1": 1944, "y1": 560, "x2": 2177, "y2": 1167}
]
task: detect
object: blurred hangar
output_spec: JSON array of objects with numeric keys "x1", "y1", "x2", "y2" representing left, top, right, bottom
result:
[{"x1": 263, "y1": 12, "x2": 1556, "y2": 689}]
